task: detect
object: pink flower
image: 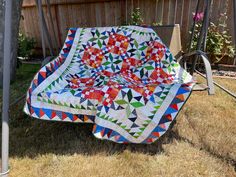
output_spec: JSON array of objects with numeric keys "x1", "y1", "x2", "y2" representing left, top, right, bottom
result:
[{"x1": 193, "y1": 12, "x2": 204, "y2": 22}]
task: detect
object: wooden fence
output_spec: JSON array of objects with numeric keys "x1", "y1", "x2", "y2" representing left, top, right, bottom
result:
[{"x1": 20, "y1": 0, "x2": 235, "y2": 52}]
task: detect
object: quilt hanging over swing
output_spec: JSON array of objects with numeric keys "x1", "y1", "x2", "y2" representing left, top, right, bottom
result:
[{"x1": 24, "y1": 26, "x2": 195, "y2": 144}]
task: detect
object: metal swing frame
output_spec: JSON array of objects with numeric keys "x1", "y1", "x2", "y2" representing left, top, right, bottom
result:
[
  {"x1": 179, "y1": 0, "x2": 215, "y2": 94},
  {"x1": 1, "y1": 0, "x2": 236, "y2": 176}
]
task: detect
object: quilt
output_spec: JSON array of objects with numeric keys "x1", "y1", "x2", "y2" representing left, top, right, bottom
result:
[{"x1": 24, "y1": 26, "x2": 195, "y2": 144}]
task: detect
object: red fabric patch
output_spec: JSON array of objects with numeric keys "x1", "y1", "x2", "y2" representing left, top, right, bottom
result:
[
  {"x1": 107, "y1": 33, "x2": 129, "y2": 55},
  {"x1": 146, "y1": 41, "x2": 166, "y2": 61},
  {"x1": 82, "y1": 46, "x2": 104, "y2": 68}
]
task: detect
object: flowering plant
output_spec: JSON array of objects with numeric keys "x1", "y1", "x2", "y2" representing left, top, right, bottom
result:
[
  {"x1": 190, "y1": 12, "x2": 235, "y2": 63},
  {"x1": 192, "y1": 12, "x2": 204, "y2": 22}
]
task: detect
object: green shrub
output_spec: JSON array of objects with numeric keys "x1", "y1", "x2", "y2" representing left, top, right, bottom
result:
[
  {"x1": 191, "y1": 12, "x2": 235, "y2": 63},
  {"x1": 130, "y1": 8, "x2": 144, "y2": 25},
  {"x1": 127, "y1": 7, "x2": 161, "y2": 26},
  {"x1": 18, "y1": 33, "x2": 36, "y2": 59}
]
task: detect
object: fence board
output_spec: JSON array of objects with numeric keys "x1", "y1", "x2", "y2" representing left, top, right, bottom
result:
[
  {"x1": 20, "y1": 0, "x2": 236, "y2": 52},
  {"x1": 156, "y1": 0, "x2": 164, "y2": 24},
  {"x1": 175, "y1": 0, "x2": 183, "y2": 26},
  {"x1": 162, "y1": 0, "x2": 169, "y2": 24},
  {"x1": 169, "y1": 0, "x2": 176, "y2": 24}
]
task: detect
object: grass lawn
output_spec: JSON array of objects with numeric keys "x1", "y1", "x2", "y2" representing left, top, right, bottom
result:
[{"x1": 0, "y1": 63, "x2": 236, "y2": 177}]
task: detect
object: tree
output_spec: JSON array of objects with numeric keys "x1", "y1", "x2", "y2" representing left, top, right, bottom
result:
[{"x1": 0, "y1": 0, "x2": 23, "y2": 87}]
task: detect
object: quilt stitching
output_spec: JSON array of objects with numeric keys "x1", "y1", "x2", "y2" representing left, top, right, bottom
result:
[{"x1": 24, "y1": 26, "x2": 194, "y2": 144}]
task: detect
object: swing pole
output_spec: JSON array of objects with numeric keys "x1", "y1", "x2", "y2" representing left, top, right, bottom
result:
[
  {"x1": 202, "y1": 0, "x2": 212, "y2": 51},
  {"x1": 190, "y1": 0, "x2": 211, "y2": 74},
  {"x1": 188, "y1": 0, "x2": 200, "y2": 52},
  {"x1": 1, "y1": 0, "x2": 13, "y2": 176}
]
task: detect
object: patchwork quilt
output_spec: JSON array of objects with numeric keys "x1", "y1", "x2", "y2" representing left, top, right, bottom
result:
[{"x1": 24, "y1": 26, "x2": 195, "y2": 144}]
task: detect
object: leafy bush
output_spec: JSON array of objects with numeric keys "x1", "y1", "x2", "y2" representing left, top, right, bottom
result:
[
  {"x1": 130, "y1": 8, "x2": 144, "y2": 25},
  {"x1": 191, "y1": 12, "x2": 235, "y2": 63},
  {"x1": 152, "y1": 22, "x2": 162, "y2": 26},
  {"x1": 18, "y1": 33, "x2": 36, "y2": 59},
  {"x1": 129, "y1": 8, "x2": 162, "y2": 26}
]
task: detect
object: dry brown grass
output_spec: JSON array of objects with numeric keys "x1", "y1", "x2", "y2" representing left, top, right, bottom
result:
[
  {"x1": 176, "y1": 77, "x2": 236, "y2": 161},
  {"x1": 2, "y1": 68, "x2": 236, "y2": 177},
  {"x1": 9, "y1": 141, "x2": 235, "y2": 177},
  {"x1": 213, "y1": 77, "x2": 236, "y2": 93}
]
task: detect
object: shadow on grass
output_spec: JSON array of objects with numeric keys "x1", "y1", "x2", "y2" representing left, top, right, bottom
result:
[
  {"x1": 2, "y1": 63, "x2": 178, "y2": 158},
  {"x1": 6, "y1": 107, "x2": 178, "y2": 158}
]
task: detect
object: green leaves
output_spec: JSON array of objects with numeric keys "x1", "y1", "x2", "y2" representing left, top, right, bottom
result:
[
  {"x1": 18, "y1": 33, "x2": 36, "y2": 58},
  {"x1": 130, "y1": 8, "x2": 144, "y2": 25},
  {"x1": 190, "y1": 16, "x2": 235, "y2": 64}
]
